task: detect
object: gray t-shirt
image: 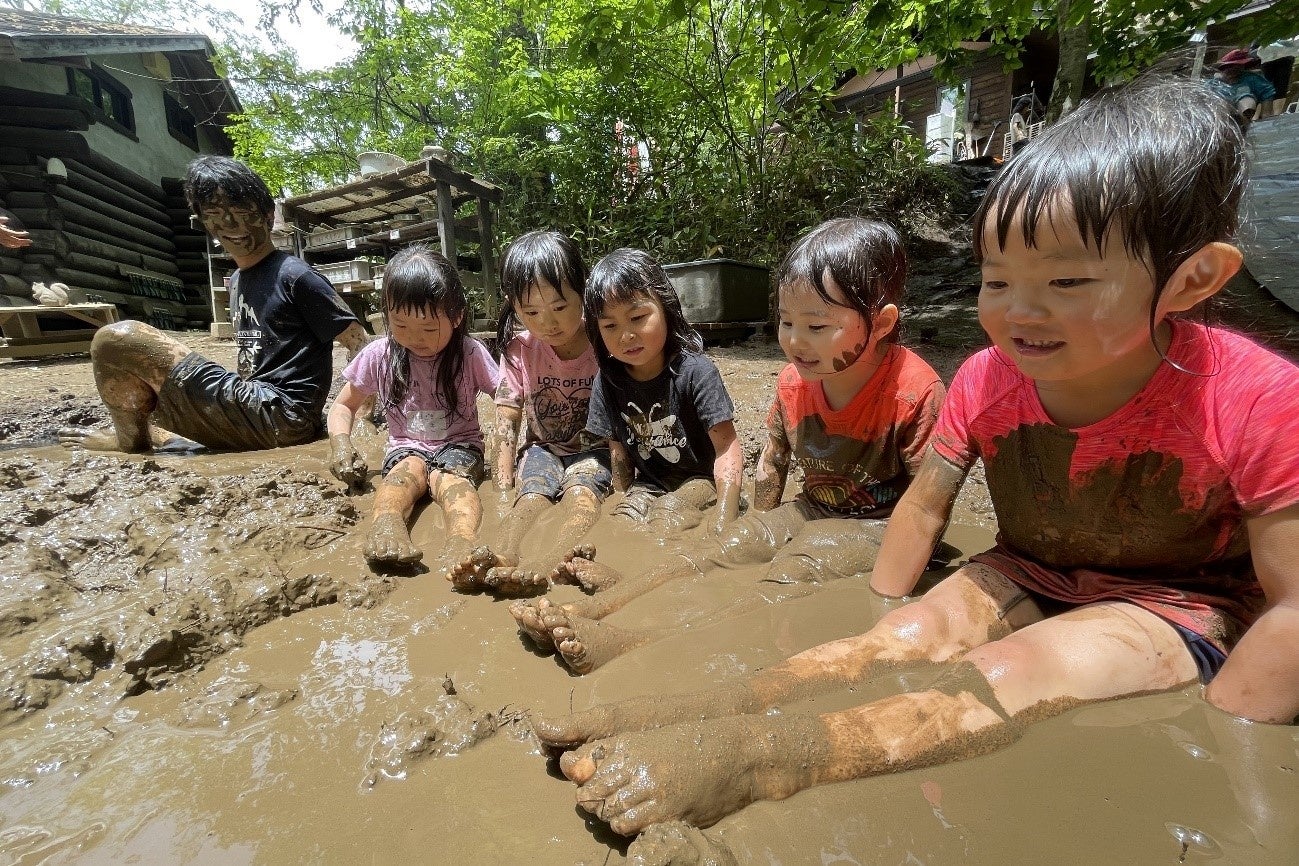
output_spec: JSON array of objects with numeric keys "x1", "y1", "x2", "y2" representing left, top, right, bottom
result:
[{"x1": 586, "y1": 351, "x2": 734, "y2": 492}]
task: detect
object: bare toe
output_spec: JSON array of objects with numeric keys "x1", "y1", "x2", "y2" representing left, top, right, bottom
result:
[
  {"x1": 483, "y1": 566, "x2": 549, "y2": 597},
  {"x1": 628, "y1": 822, "x2": 738, "y2": 866}
]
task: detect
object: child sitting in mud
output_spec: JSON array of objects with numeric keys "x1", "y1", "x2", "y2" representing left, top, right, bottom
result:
[
  {"x1": 447, "y1": 231, "x2": 611, "y2": 595},
  {"x1": 579, "y1": 248, "x2": 744, "y2": 537},
  {"x1": 510, "y1": 219, "x2": 948, "y2": 673},
  {"x1": 328, "y1": 246, "x2": 500, "y2": 567},
  {"x1": 529, "y1": 77, "x2": 1299, "y2": 839}
]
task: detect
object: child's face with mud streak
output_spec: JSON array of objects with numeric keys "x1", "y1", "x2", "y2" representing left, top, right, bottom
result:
[
  {"x1": 388, "y1": 305, "x2": 461, "y2": 359},
  {"x1": 777, "y1": 276, "x2": 875, "y2": 381}
]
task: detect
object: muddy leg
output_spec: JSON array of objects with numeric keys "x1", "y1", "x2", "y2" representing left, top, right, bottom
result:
[
  {"x1": 533, "y1": 563, "x2": 1035, "y2": 745},
  {"x1": 529, "y1": 486, "x2": 602, "y2": 568},
  {"x1": 57, "y1": 322, "x2": 189, "y2": 452},
  {"x1": 431, "y1": 471, "x2": 481, "y2": 569},
  {"x1": 561, "y1": 600, "x2": 1201, "y2": 835},
  {"x1": 365, "y1": 457, "x2": 430, "y2": 565}
]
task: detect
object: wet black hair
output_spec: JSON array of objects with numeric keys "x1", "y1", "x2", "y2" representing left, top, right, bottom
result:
[
  {"x1": 776, "y1": 217, "x2": 907, "y2": 344},
  {"x1": 495, "y1": 230, "x2": 588, "y2": 354},
  {"x1": 973, "y1": 75, "x2": 1248, "y2": 337},
  {"x1": 379, "y1": 245, "x2": 471, "y2": 421},
  {"x1": 183, "y1": 156, "x2": 276, "y2": 218},
  {"x1": 583, "y1": 248, "x2": 703, "y2": 372}
]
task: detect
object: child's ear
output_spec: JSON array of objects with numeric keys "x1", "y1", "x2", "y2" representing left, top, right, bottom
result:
[
  {"x1": 871, "y1": 304, "x2": 900, "y2": 342},
  {"x1": 1159, "y1": 242, "x2": 1243, "y2": 315}
]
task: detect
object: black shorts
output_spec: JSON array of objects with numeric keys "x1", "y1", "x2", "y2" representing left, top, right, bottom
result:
[
  {"x1": 381, "y1": 444, "x2": 486, "y2": 487},
  {"x1": 153, "y1": 353, "x2": 320, "y2": 450}
]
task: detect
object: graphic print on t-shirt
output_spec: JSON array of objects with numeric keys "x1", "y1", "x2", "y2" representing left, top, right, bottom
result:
[
  {"x1": 620, "y1": 401, "x2": 685, "y2": 463},
  {"x1": 792, "y1": 412, "x2": 900, "y2": 513},
  {"x1": 406, "y1": 409, "x2": 449, "y2": 440},
  {"x1": 532, "y1": 379, "x2": 592, "y2": 444},
  {"x1": 232, "y1": 287, "x2": 262, "y2": 379}
]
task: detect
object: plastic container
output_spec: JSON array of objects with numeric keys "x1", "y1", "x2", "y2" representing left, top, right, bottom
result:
[
  {"x1": 306, "y1": 225, "x2": 366, "y2": 250},
  {"x1": 316, "y1": 259, "x2": 373, "y2": 286},
  {"x1": 662, "y1": 259, "x2": 770, "y2": 323},
  {"x1": 358, "y1": 151, "x2": 406, "y2": 177}
]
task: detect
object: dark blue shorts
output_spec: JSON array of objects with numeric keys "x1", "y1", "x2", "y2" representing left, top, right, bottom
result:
[
  {"x1": 516, "y1": 445, "x2": 612, "y2": 501},
  {"x1": 382, "y1": 444, "x2": 486, "y2": 486},
  {"x1": 1170, "y1": 623, "x2": 1228, "y2": 683},
  {"x1": 154, "y1": 352, "x2": 320, "y2": 450}
]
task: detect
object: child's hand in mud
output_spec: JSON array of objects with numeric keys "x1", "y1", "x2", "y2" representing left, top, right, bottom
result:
[{"x1": 329, "y1": 434, "x2": 368, "y2": 487}]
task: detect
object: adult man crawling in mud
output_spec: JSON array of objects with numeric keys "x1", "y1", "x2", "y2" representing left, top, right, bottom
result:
[{"x1": 60, "y1": 156, "x2": 369, "y2": 453}]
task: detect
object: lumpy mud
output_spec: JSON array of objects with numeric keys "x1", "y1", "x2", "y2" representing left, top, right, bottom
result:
[{"x1": 0, "y1": 341, "x2": 1297, "y2": 863}]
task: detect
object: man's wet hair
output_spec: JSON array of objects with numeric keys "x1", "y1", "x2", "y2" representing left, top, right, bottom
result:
[
  {"x1": 776, "y1": 217, "x2": 907, "y2": 344},
  {"x1": 974, "y1": 75, "x2": 1249, "y2": 322},
  {"x1": 584, "y1": 248, "x2": 703, "y2": 370},
  {"x1": 380, "y1": 245, "x2": 471, "y2": 421},
  {"x1": 496, "y1": 230, "x2": 588, "y2": 351},
  {"x1": 183, "y1": 156, "x2": 276, "y2": 217}
]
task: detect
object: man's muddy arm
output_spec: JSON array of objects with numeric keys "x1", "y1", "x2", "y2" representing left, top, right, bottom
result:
[
  {"x1": 752, "y1": 431, "x2": 790, "y2": 512},
  {"x1": 868, "y1": 448, "x2": 967, "y2": 598},
  {"x1": 709, "y1": 420, "x2": 743, "y2": 533},
  {"x1": 335, "y1": 322, "x2": 372, "y2": 361},
  {"x1": 493, "y1": 405, "x2": 522, "y2": 490},
  {"x1": 1206, "y1": 503, "x2": 1299, "y2": 724}
]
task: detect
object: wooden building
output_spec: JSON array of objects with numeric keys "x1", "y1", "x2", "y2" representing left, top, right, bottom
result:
[{"x1": 0, "y1": 8, "x2": 239, "y2": 328}]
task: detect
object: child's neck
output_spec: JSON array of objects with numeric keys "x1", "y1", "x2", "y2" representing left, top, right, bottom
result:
[
  {"x1": 626, "y1": 351, "x2": 667, "y2": 382},
  {"x1": 550, "y1": 328, "x2": 589, "y2": 362},
  {"x1": 821, "y1": 343, "x2": 891, "y2": 411}
]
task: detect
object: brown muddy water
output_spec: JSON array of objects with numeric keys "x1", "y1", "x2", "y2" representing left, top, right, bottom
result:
[{"x1": 1, "y1": 437, "x2": 1297, "y2": 865}]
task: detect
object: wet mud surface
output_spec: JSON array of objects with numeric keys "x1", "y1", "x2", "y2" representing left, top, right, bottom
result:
[{"x1": 0, "y1": 327, "x2": 1296, "y2": 864}]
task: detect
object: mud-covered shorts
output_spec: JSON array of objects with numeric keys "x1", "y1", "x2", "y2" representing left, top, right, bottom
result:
[
  {"x1": 153, "y1": 352, "x2": 320, "y2": 450},
  {"x1": 516, "y1": 445, "x2": 613, "y2": 502},
  {"x1": 381, "y1": 444, "x2": 486, "y2": 486}
]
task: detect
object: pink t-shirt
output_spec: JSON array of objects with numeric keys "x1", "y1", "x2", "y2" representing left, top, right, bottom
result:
[
  {"x1": 343, "y1": 335, "x2": 500, "y2": 453},
  {"x1": 495, "y1": 331, "x2": 599, "y2": 456},
  {"x1": 933, "y1": 321, "x2": 1299, "y2": 651}
]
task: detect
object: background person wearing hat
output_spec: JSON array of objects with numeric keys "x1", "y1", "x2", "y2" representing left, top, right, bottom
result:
[{"x1": 1209, "y1": 48, "x2": 1277, "y2": 122}]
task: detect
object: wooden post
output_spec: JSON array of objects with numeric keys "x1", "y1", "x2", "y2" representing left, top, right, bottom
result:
[
  {"x1": 436, "y1": 179, "x2": 456, "y2": 262},
  {"x1": 477, "y1": 197, "x2": 497, "y2": 319}
]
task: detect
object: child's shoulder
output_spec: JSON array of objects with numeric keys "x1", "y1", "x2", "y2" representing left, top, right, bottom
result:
[
  {"x1": 1187, "y1": 324, "x2": 1299, "y2": 399},
  {"x1": 890, "y1": 345, "x2": 944, "y2": 388}
]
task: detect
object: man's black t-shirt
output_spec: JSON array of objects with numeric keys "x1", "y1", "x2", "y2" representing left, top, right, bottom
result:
[
  {"x1": 229, "y1": 250, "x2": 357, "y2": 416},
  {"x1": 586, "y1": 351, "x2": 734, "y2": 492}
]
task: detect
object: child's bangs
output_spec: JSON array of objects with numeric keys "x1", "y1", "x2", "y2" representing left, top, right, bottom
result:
[
  {"x1": 500, "y1": 231, "x2": 587, "y2": 304},
  {"x1": 975, "y1": 149, "x2": 1146, "y2": 267}
]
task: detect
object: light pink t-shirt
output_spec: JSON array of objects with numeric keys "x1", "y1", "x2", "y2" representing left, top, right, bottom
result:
[
  {"x1": 344, "y1": 335, "x2": 500, "y2": 452},
  {"x1": 495, "y1": 331, "x2": 599, "y2": 456}
]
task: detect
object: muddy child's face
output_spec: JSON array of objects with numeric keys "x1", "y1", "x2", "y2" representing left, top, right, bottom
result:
[
  {"x1": 978, "y1": 213, "x2": 1163, "y2": 396},
  {"x1": 197, "y1": 191, "x2": 273, "y2": 262},
  {"x1": 388, "y1": 305, "x2": 460, "y2": 359},
  {"x1": 517, "y1": 281, "x2": 587, "y2": 354},
  {"x1": 777, "y1": 277, "x2": 874, "y2": 380}
]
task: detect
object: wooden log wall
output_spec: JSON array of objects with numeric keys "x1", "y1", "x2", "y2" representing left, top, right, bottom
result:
[{"x1": 0, "y1": 92, "x2": 211, "y2": 330}]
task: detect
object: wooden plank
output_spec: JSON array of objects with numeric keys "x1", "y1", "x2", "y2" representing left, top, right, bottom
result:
[
  {"x1": 0, "y1": 106, "x2": 89, "y2": 132},
  {"x1": 477, "y1": 200, "x2": 497, "y2": 318},
  {"x1": 0, "y1": 126, "x2": 90, "y2": 159},
  {"x1": 0, "y1": 339, "x2": 93, "y2": 359},
  {"x1": 436, "y1": 179, "x2": 456, "y2": 262}
]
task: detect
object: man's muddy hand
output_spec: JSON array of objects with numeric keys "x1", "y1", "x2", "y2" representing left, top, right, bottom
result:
[{"x1": 328, "y1": 434, "x2": 368, "y2": 486}]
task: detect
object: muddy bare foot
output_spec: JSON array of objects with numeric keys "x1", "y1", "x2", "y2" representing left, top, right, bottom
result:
[
  {"x1": 551, "y1": 546, "x2": 623, "y2": 593},
  {"x1": 560, "y1": 715, "x2": 810, "y2": 834},
  {"x1": 365, "y1": 513, "x2": 423, "y2": 566},
  {"x1": 509, "y1": 597, "x2": 568, "y2": 651},
  {"x1": 57, "y1": 424, "x2": 173, "y2": 452},
  {"x1": 540, "y1": 607, "x2": 657, "y2": 674},
  {"x1": 446, "y1": 545, "x2": 507, "y2": 591},
  {"x1": 628, "y1": 822, "x2": 738, "y2": 866},
  {"x1": 482, "y1": 566, "x2": 549, "y2": 596},
  {"x1": 533, "y1": 684, "x2": 752, "y2": 747}
]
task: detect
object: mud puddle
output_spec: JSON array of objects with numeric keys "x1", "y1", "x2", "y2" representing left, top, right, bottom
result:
[{"x1": 0, "y1": 443, "x2": 1296, "y2": 864}]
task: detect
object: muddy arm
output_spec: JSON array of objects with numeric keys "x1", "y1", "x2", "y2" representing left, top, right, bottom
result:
[
  {"x1": 752, "y1": 429, "x2": 790, "y2": 512},
  {"x1": 326, "y1": 382, "x2": 370, "y2": 484},
  {"x1": 708, "y1": 420, "x2": 743, "y2": 533},
  {"x1": 335, "y1": 322, "x2": 372, "y2": 361},
  {"x1": 868, "y1": 448, "x2": 967, "y2": 597},
  {"x1": 609, "y1": 440, "x2": 634, "y2": 493},
  {"x1": 1206, "y1": 502, "x2": 1299, "y2": 723},
  {"x1": 493, "y1": 404, "x2": 522, "y2": 490}
]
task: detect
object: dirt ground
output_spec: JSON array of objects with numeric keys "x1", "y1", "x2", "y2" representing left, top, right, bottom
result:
[{"x1": 1, "y1": 292, "x2": 1296, "y2": 864}]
